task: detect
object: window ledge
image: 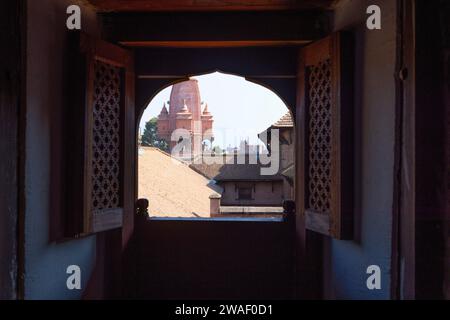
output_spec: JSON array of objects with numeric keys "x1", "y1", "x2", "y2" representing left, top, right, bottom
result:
[{"x1": 147, "y1": 216, "x2": 284, "y2": 222}]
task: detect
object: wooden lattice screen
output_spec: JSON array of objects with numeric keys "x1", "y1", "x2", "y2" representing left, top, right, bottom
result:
[
  {"x1": 297, "y1": 32, "x2": 354, "y2": 239},
  {"x1": 308, "y1": 58, "x2": 332, "y2": 214},
  {"x1": 65, "y1": 32, "x2": 134, "y2": 236},
  {"x1": 92, "y1": 60, "x2": 121, "y2": 212}
]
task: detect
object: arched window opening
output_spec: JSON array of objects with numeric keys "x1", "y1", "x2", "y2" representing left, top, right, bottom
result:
[{"x1": 138, "y1": 72, "x2": 294, "y2": 219}]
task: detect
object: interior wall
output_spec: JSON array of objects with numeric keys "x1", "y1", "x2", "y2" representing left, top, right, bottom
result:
[
  {"x1": 0, "y1": 0, "x2": 23, "y2": 300},
  {"x1": 24, "y1": 0, "x2": 100, "y2": 299},
  {"x1": 134, "y1": 216, "x2": 294, "y2": 299},
  {"x1": 414, "y1": 0, "x2": 448, "y2": 299},
  {"x1": 444, "y1": 47, "x2": 450, "y2": 299},
  {"x1": 322, "y1": 0, "x2": 397, "y2": 299}
]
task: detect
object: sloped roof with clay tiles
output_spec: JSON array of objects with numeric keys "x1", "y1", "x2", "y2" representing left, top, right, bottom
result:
[
  {"x1": 190, "y1": 155, "x2": 284, "y2": 182},
  {"x1": 138, "y1": 147, "x2": 221, "y2": 217},
  {"x1": 258, "y1": 111, "x2": 294, "y2": 145},
  {"x1": 271, "y1": 112, "x2": 294, "y2": 128}
]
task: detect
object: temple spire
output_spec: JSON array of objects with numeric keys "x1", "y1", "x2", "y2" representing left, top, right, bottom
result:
[
  {"x1": 160, "y1": 102, "x2": 168, "y2": 114},
  {"x1": 202, "y1": 103, "x2": 210, "y2": 114}
]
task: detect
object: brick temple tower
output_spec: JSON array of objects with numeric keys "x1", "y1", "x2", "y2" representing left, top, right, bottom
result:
[{"x1": 157, "y1": 79, "x2": 214, "y2": 157}]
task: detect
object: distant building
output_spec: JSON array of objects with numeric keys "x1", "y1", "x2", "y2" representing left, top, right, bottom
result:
[
  {"x1": 190, "y1": 112, "x2": 294, "y2": 216},
  {"x1": 157, "y1": 79, "x2": 214, "y2": 157},
  {"x1": 259, "y1": 112, "x2": 295, "y2": 201},
  {"x1": 236, "y1": 139, "x2": 262, "y2": 155},
  {"x1": 190, "y1": 154, "x2": 285, "y2": 208}
]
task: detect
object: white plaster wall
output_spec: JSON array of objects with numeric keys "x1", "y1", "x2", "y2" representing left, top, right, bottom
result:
[
  {"x1": 25, "y1": 0, "x2": 99, "y2": 299},
  {"x1": 323, "y1": 0, "x2": 396, "y2": 299}
]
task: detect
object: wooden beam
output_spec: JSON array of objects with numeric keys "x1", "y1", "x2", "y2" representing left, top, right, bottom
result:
[
  {"x1": 134, "y1": 46, "x2": 299, "y2": 120},
  {"x1": 89, "y1": 0, "x2": 336, "y2": 12},
  {"x1": 121, "y1": 40, "x2": 311, "y2": 48},
  {"x1": 138, "y1": 74, "x2": 297, "y2": 79},
  {"x1": 102, "y1": 11, "x2": 330, "y2": 44}
]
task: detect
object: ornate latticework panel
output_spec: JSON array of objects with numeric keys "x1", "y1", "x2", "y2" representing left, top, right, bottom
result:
[
  {"x1": 300, "y1": 32, "x2": 353, "y2": 239},
  {"x1": 308, "y1": 59, "x2": 332, "y2": 213},
  {"x1": 91, "y1": 60, "x2": 121, "y2": 211}
]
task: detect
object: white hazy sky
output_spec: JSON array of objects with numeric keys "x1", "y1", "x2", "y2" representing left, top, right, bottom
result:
[{"x1": 139, "y1": 72, "x2": 289, "y2": 149}]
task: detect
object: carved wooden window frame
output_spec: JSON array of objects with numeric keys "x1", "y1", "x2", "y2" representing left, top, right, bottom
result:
[
  {"x1": 66, "y1": 33, "x2": 134, "y2": 236},
  {"x1": 297, "y1": 32, "x2": 354, "y2": 239}
]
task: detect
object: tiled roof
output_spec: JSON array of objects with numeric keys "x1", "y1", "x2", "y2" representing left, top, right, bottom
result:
[
  {"x1": 190, "y1": 155, "x2": 284, "y2": 182},
  {"x1": 258, "y1": 112, "x2": 294, "y2": 144},
  {"x1": 272, "y1": 112, "x2": 293, "y2": 128},
  {"x1": 138, "y1": 147, "x2": 221, "y2": 217}
]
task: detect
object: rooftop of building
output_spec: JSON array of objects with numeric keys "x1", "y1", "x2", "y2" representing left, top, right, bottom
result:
[
  {"x1": 272, "y1": 112, "x2": 294, "y2": 128},
  {"x1": 190, "y1": 154, "x2": 284, "y2": 182},
  {"x1": 138, "y1": 147, "x2": 222, "y2": 217}
]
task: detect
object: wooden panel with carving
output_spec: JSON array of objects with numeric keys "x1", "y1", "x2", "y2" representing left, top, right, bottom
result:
[
  {"x1": 66, "y1": 32, "x2": 134, "y2": 236},
  {"x1": 307, "y1": 58, "x2": 332, "y2": 215},
  {"x1": 91, "y1": 60, "x2": 122, "y2": 212},
  {"x1": 297, "y1": 32, "x2": 354, "y2": 239}
]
